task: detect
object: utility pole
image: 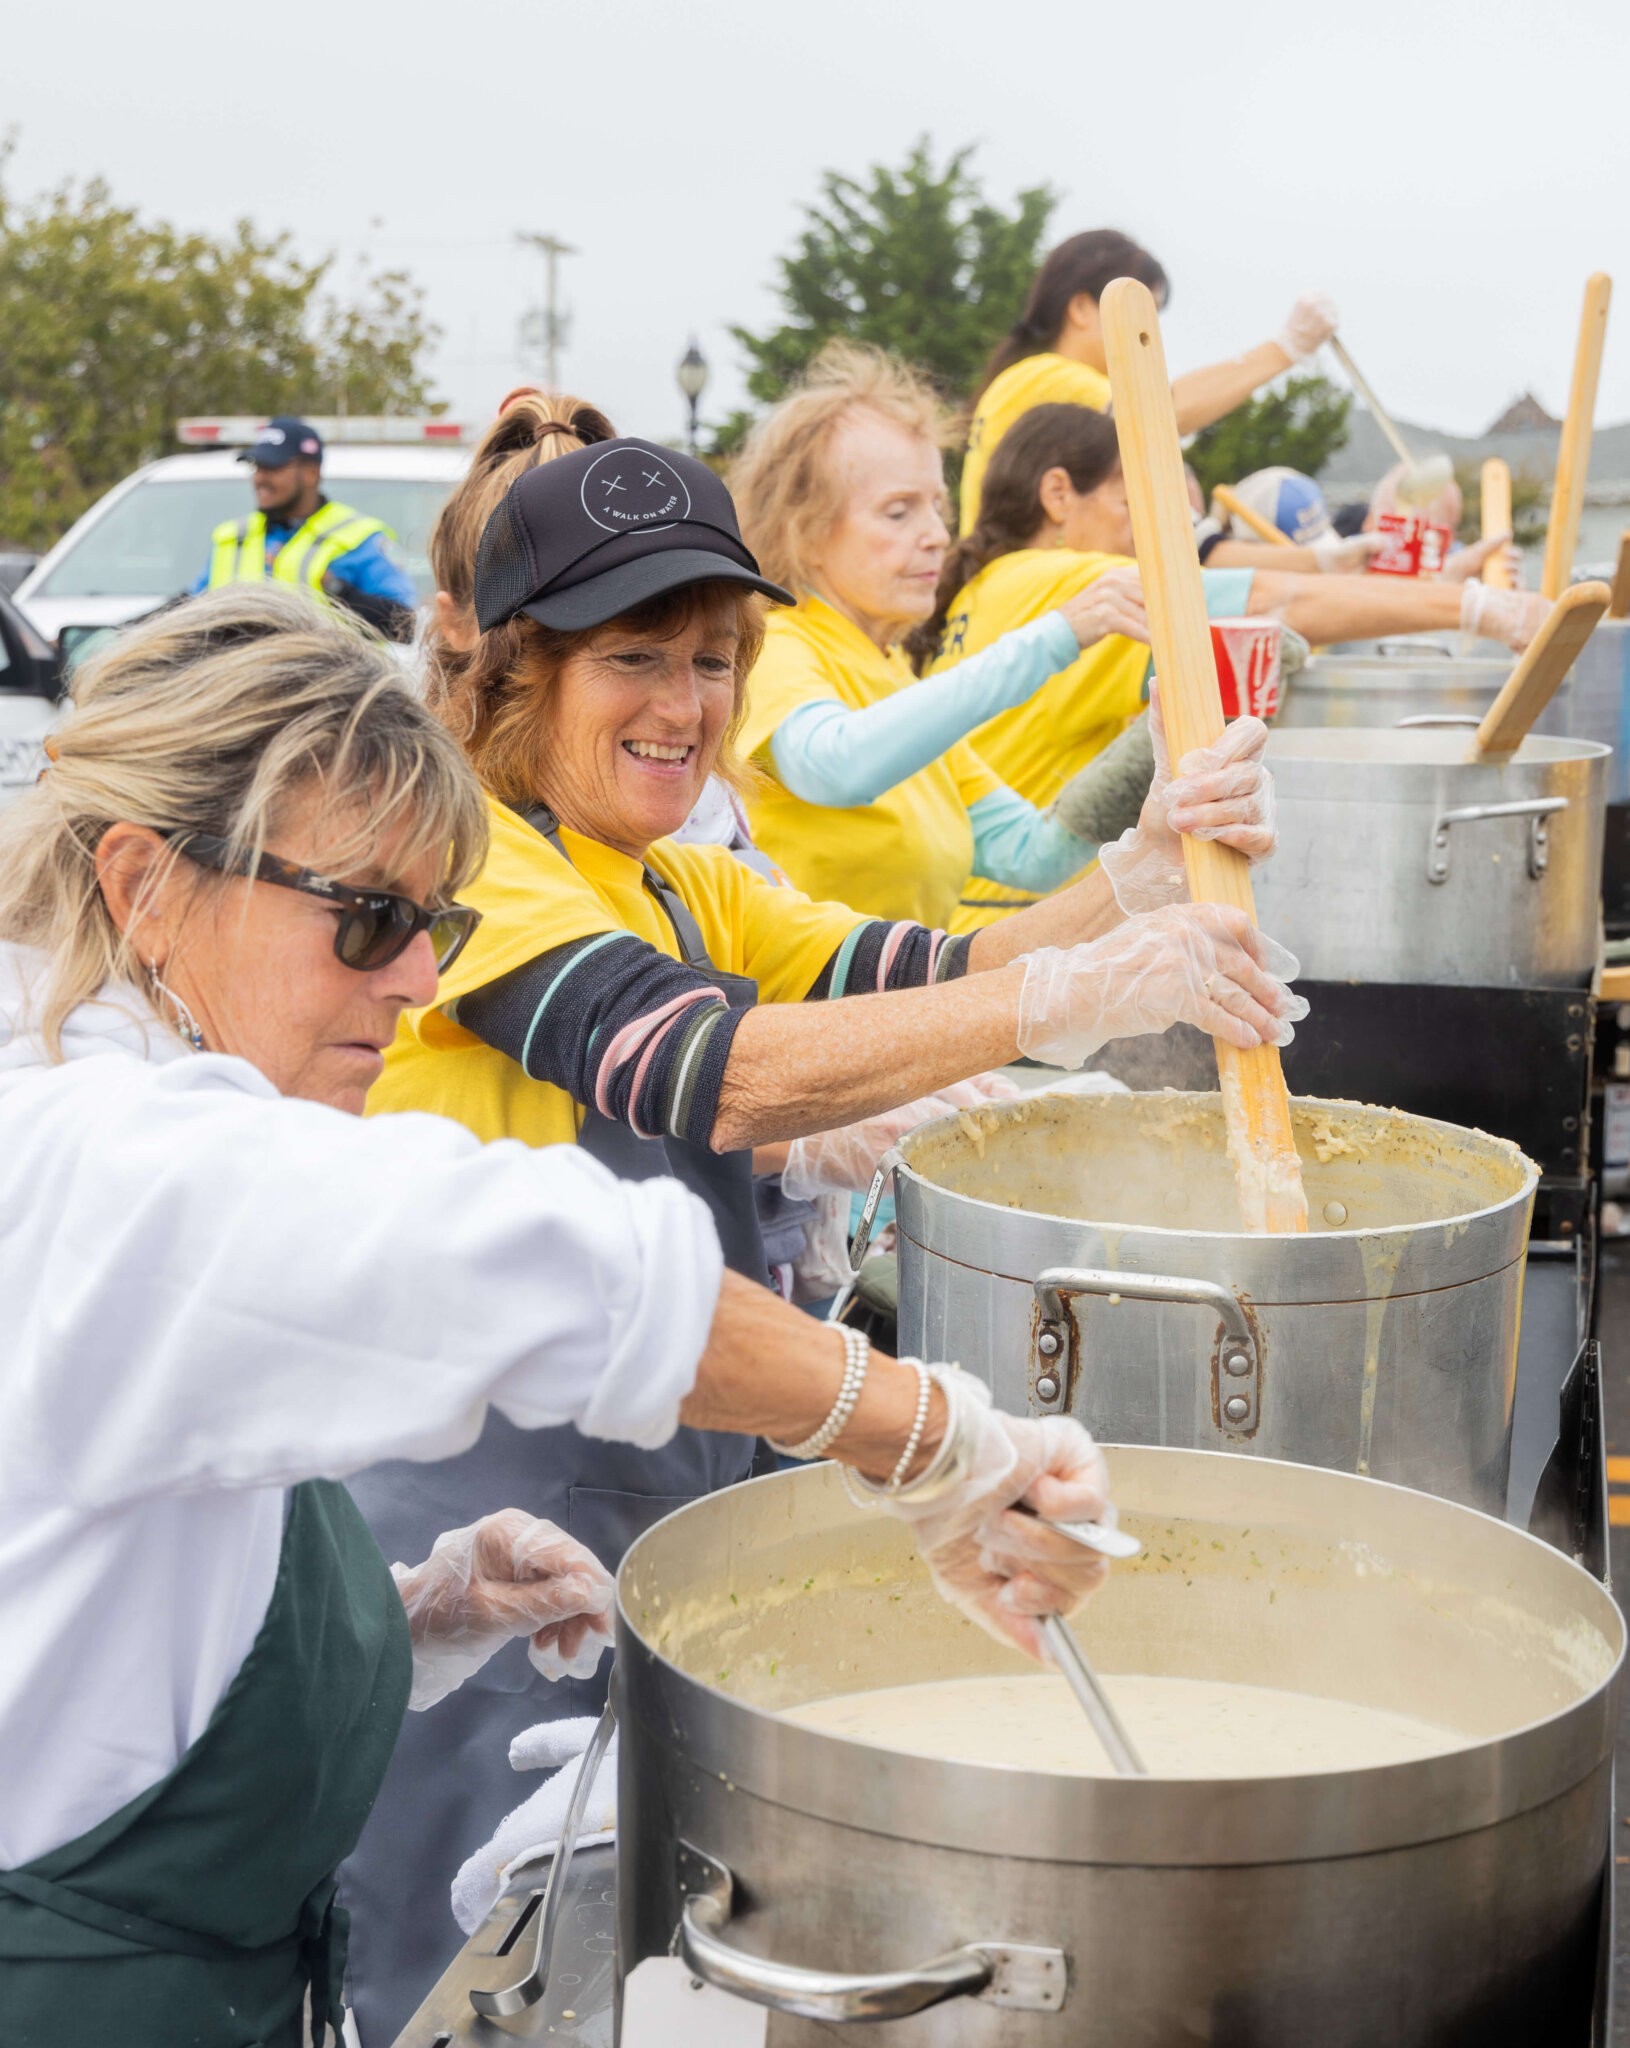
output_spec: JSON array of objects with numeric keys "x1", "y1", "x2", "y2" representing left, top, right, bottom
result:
[{"x1": 515, "y1": 232, "x2": 577, "y2": 390}]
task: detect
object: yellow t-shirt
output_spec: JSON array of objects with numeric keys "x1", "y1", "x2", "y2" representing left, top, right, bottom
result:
[
  {"x1": 932, "y1": 548, "x2": 1148, "y2": 933},
  {"x1": 370, "y1": 791, "x2": 867, "y2": 1148},
  {"x1": 739, "y1": 595, "x2": 1000, "y2": 931},
  {"x1": 960, "y1": 353, "x2": 1113, "y2": 534}
]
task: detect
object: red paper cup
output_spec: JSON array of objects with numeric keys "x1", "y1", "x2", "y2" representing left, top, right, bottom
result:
[
  {"x1": 1209, "y1": 617, "x2": 1283, "y2": 721},
  {"x1": 1368, "y1": 513, "x2": 1454, "y2": 577}
]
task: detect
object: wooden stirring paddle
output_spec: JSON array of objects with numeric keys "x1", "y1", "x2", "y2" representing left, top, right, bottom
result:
[
  {"x1": 1212, "y1": 483, "x2": 1295, "y2": 548},
  {"x1": 1101, "y1": 276, "x2": 1308, "y2": 1235},
  {"x1": 1607, "y1": 532, "x2": 1630, "y2": 619},
  {"x1": 1480, "y1": 460, "x2": 1514, "y2": 590},
  {"x1": 1473, "y1": 581, "x2": 1610, "y2": 759},
  {"x1": 1541, "y1": 274, "x2": 1612, "y2": 601}
]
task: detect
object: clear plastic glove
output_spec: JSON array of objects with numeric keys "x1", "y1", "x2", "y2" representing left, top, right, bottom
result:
[
  {"x1": 1310, "y1": 530, "x2": 1385, "y2": 574},
  {"x1": 393, "y1": 1508, "x2": 615, "y2": 1710},
  {"x1": 1276, "y1": 291, "x2": 1339, "y2": 364},
  {"x1": 781, "y1": 1075, "x2": 1020, "y2": 1201},
  {"x1": 1057, "y1": 566, "x2": 1149, "y2": 650},
  {"x1": 1016, "y1": 904, "x2": 1308, "y2": 1067},
  {"x1": 1440, "y1": 531, "x2": 1523, "y2": 589},
  {"x1": 881, "y1": 1371, "x2": 1114, "y2": 1659},
  {"x1": 1098, "y1": 682, "x2": 1277, "y2": 914},
  {"x1": 1460, "y1": 580, "x2": 1550, "y2": 653}
]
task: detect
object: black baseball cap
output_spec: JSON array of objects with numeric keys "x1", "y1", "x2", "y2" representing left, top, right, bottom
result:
[
  {"x1": 238, "y1": 418, "x2": 323, "y2": 468},
  {"x1": 473, "y1": 438, "x2": 792, "y2": 634}
]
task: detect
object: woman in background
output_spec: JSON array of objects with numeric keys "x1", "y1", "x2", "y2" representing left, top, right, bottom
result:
[
  {"x1": 960, "y1": 228, "x2": 1338, "y2": 531},
  {"x1": 731, "y1": 343, "x2": 1278, "y2": 933},
  {"x1": 918, "y1": 405, "x2": 1550, "y2": 926}
]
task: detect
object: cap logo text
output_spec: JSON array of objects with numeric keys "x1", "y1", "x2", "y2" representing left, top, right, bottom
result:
[{"x1": 581, "y1": 449, "x2": 692, "y2": 533}]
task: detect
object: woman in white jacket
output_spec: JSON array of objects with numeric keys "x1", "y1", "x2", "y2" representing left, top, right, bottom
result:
[{"x1": 0, "y1": 587, "x2": 1110, "y2": 2048}]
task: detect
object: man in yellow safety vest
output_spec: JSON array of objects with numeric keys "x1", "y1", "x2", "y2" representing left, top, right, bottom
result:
[{"x1": 198, "y1": 418, "x2": 417, "y2": 640}]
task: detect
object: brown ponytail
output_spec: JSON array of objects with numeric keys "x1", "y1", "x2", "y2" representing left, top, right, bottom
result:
[
  {"x1": 425, "y1": 389, "x2": 616, "y2": 742},
  {"x1": 906, "y1": 403, "x2": 1122, "y2": 670},
  {"x1": 428, "y1": 391, "x2": 615, "y2": 616},
  {"x1": 973, "y1": 229, "x2": 1169, "y2": 400}
]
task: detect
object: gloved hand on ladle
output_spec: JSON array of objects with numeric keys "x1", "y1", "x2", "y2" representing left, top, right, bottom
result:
[
  {"x1": 879, "y1": 1370, "x2": 1115, "y2": 1659},
  {"x1": 1015, "y1": 903, "x2": 1308, "y2": 1066},
  {"x1": 1438, "y1": 529, "x2": 1521, "y2": 589},
  {"x1": 1098, "y1": 682, "x2": 1277, "y2": 916},
  {"x1": 780, "y1": 1072, "x2": 1020, "y2": 1200},
  {"x1": 1459, "y1": 580, "x2": 1551, "y2": 652},
  {"x1": 393, "y1": 1508, "x2": 615, "y2": 1709},
  {"x1": 1275, "y1": 290, "x2": 1340, "y2": 364}
]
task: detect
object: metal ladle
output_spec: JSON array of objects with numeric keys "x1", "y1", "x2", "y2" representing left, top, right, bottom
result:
[{"x1": 1033, "y1": 1516, "x2": 1148, "y2": 1777}]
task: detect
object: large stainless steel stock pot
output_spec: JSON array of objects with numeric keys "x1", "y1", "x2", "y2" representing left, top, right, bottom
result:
[
  {"x1": 615, "y1": 1453, "x2": 1623, "y2": 2046},
  {"x1": 1279, "y1": 638, "x2": 1575, "y2": 733},
  {"x1": 1251, "y1": 726, "x2": 1609, "y2": 988},
  {"x1": 1566, "y1": 615, "x2": 1630, "y2": 802},
  {"x1": 884, "y1": 1090, "x2": 1536, "y2": 1513}
]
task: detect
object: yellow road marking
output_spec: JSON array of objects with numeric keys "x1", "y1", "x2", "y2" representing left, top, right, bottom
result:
[
  {"x1": 1607, "y1": 1457, "x2": 1630, "y2": 1482},
  {"x1": 1611, "y1": 1497, "x2": 1630, "y2": 1527}
]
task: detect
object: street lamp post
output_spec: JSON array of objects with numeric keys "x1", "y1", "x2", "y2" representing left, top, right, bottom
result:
[{"x1": 676, "y1": 339, "x2": 709, "y2": 455}]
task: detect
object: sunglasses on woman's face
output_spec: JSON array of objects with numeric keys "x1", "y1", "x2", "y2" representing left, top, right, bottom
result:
[{"x1": 178, "y1": 834, "x2": 482, "y2": 975}]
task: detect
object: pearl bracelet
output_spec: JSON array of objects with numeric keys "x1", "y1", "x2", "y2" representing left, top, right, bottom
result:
[
  {"x1": 885, "y1": 1359, "x2": 934, "y2": 1492},
  {"x1": 842, "y1": 1357, "x2": 943, "y2": 1504},
  {"x1": 769, "y1": 1327, "x2": 870, "y2": 1461}
]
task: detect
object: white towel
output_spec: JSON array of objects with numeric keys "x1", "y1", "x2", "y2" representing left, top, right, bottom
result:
[{"x1": 450, "y1": 1716, "x2": 619, "y2": 1935}]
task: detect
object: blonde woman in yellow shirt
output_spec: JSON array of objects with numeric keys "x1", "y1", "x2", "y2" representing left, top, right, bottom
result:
[
  {"x1": 731, "y1": 343, "x2": 1286, "y2": 941},
  {"x1": 961, "y1": 228, "x2": 1338, "y2": 533},
  {"x1": 920, "y1": 403, "x2": 1555, "y2": 927}
]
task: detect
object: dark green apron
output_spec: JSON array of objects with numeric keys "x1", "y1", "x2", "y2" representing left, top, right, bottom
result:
[{"x1": 0, "y1": 1480, "x2": 411, "y2": 2048}]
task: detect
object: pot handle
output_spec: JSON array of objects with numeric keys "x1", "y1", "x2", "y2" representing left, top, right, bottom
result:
[
  {"x1": 1426, "y1": 795, "x2": 1568, "y2": 884},
  {"x1": 848, "y1": 1148, "x2": 904, "y2": 1271},
  {"x1": 676, "y1": 1841, "x2": 1068, "y2": 2021},
  {"x1": 1032, "y1": 1266, "x2": 1261, "y2": 1436}
]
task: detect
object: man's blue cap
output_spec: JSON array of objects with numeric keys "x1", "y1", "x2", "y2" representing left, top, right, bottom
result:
[{"x1": 238, "y1": 418, "x2": 323, "y2": 469}]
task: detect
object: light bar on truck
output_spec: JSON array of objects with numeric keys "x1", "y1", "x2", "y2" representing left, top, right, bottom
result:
[{"x1": 176, "y1": 417, "x2": 473, "y2": 447}]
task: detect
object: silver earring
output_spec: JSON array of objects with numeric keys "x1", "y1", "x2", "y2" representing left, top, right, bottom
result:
[{"x1": 145, "y1": 962, "x2": 205, "y2": 1052}]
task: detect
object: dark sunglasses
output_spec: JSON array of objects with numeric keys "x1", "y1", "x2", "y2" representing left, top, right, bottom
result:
[{"x1": 178, "y1": 834, "x2": 482, "y2": 975}]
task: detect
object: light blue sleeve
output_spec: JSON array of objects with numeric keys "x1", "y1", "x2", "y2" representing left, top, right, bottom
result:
[
  {"x1": 1200, "y1": 567, "x2": 1256, "y2": 617},
  {"x1": 767, "y1": 611, "x2": 1080, "y2": 807},
  {"x1": 968, "y1": 786, "x2": 1096, "y2": 892},
  {"x1": 329, "y1": 531, "x2": 418, "y2": 607}
]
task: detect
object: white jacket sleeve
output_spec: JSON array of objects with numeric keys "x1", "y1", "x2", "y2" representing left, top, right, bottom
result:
[{"x1": 0, "y1": 1053, "x2": 724, "y2": 1512}]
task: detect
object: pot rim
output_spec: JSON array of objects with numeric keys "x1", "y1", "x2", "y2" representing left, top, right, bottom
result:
[
  {"x1": 616, "y1": 1452, "x2": 1625, "y2": 1869},
  {"x1": 890, "y1": 1090, "x2": 1539, "y2": 1262}
]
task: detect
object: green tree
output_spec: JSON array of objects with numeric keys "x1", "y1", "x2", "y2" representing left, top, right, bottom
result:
[
  {"x1": 0, "y1": 142, "x2": 440, "y2": 550},
  {"x1": 1186, "y1": 376, "x2": 1351, "y2": 500},
  {"x1": 717, "y1": 139, "x2": 1055, "y2": 454}
]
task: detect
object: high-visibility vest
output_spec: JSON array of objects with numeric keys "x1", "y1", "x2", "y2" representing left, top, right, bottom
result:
[{"x1": 206, "y1": 500, "x2": 392, "y2": 603}]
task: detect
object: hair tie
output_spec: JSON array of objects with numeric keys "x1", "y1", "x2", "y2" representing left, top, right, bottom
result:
[{"x1": 533, "y1": 418, "x2": 587, "y2": 442}]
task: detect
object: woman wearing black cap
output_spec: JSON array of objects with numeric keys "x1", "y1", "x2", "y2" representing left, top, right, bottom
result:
[{"x1": 337, "y1": 405, "x2": 1306, "y2": 2029}]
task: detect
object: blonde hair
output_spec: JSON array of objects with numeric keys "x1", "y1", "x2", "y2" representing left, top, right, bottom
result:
[
  {"x1": 0, "y1": 584, "x2": 489, "y2": 1058},
  {"x1": 729, "y1": 340, "x2": 953, "y2": 593},
  {"x1": 425, "y1": 388, "x2": 763, "y2": 808}
]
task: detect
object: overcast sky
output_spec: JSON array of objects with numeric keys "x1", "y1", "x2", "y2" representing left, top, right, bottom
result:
[{"x1": 8, "y1": 0, "x2": 1630, "y2": 447}]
